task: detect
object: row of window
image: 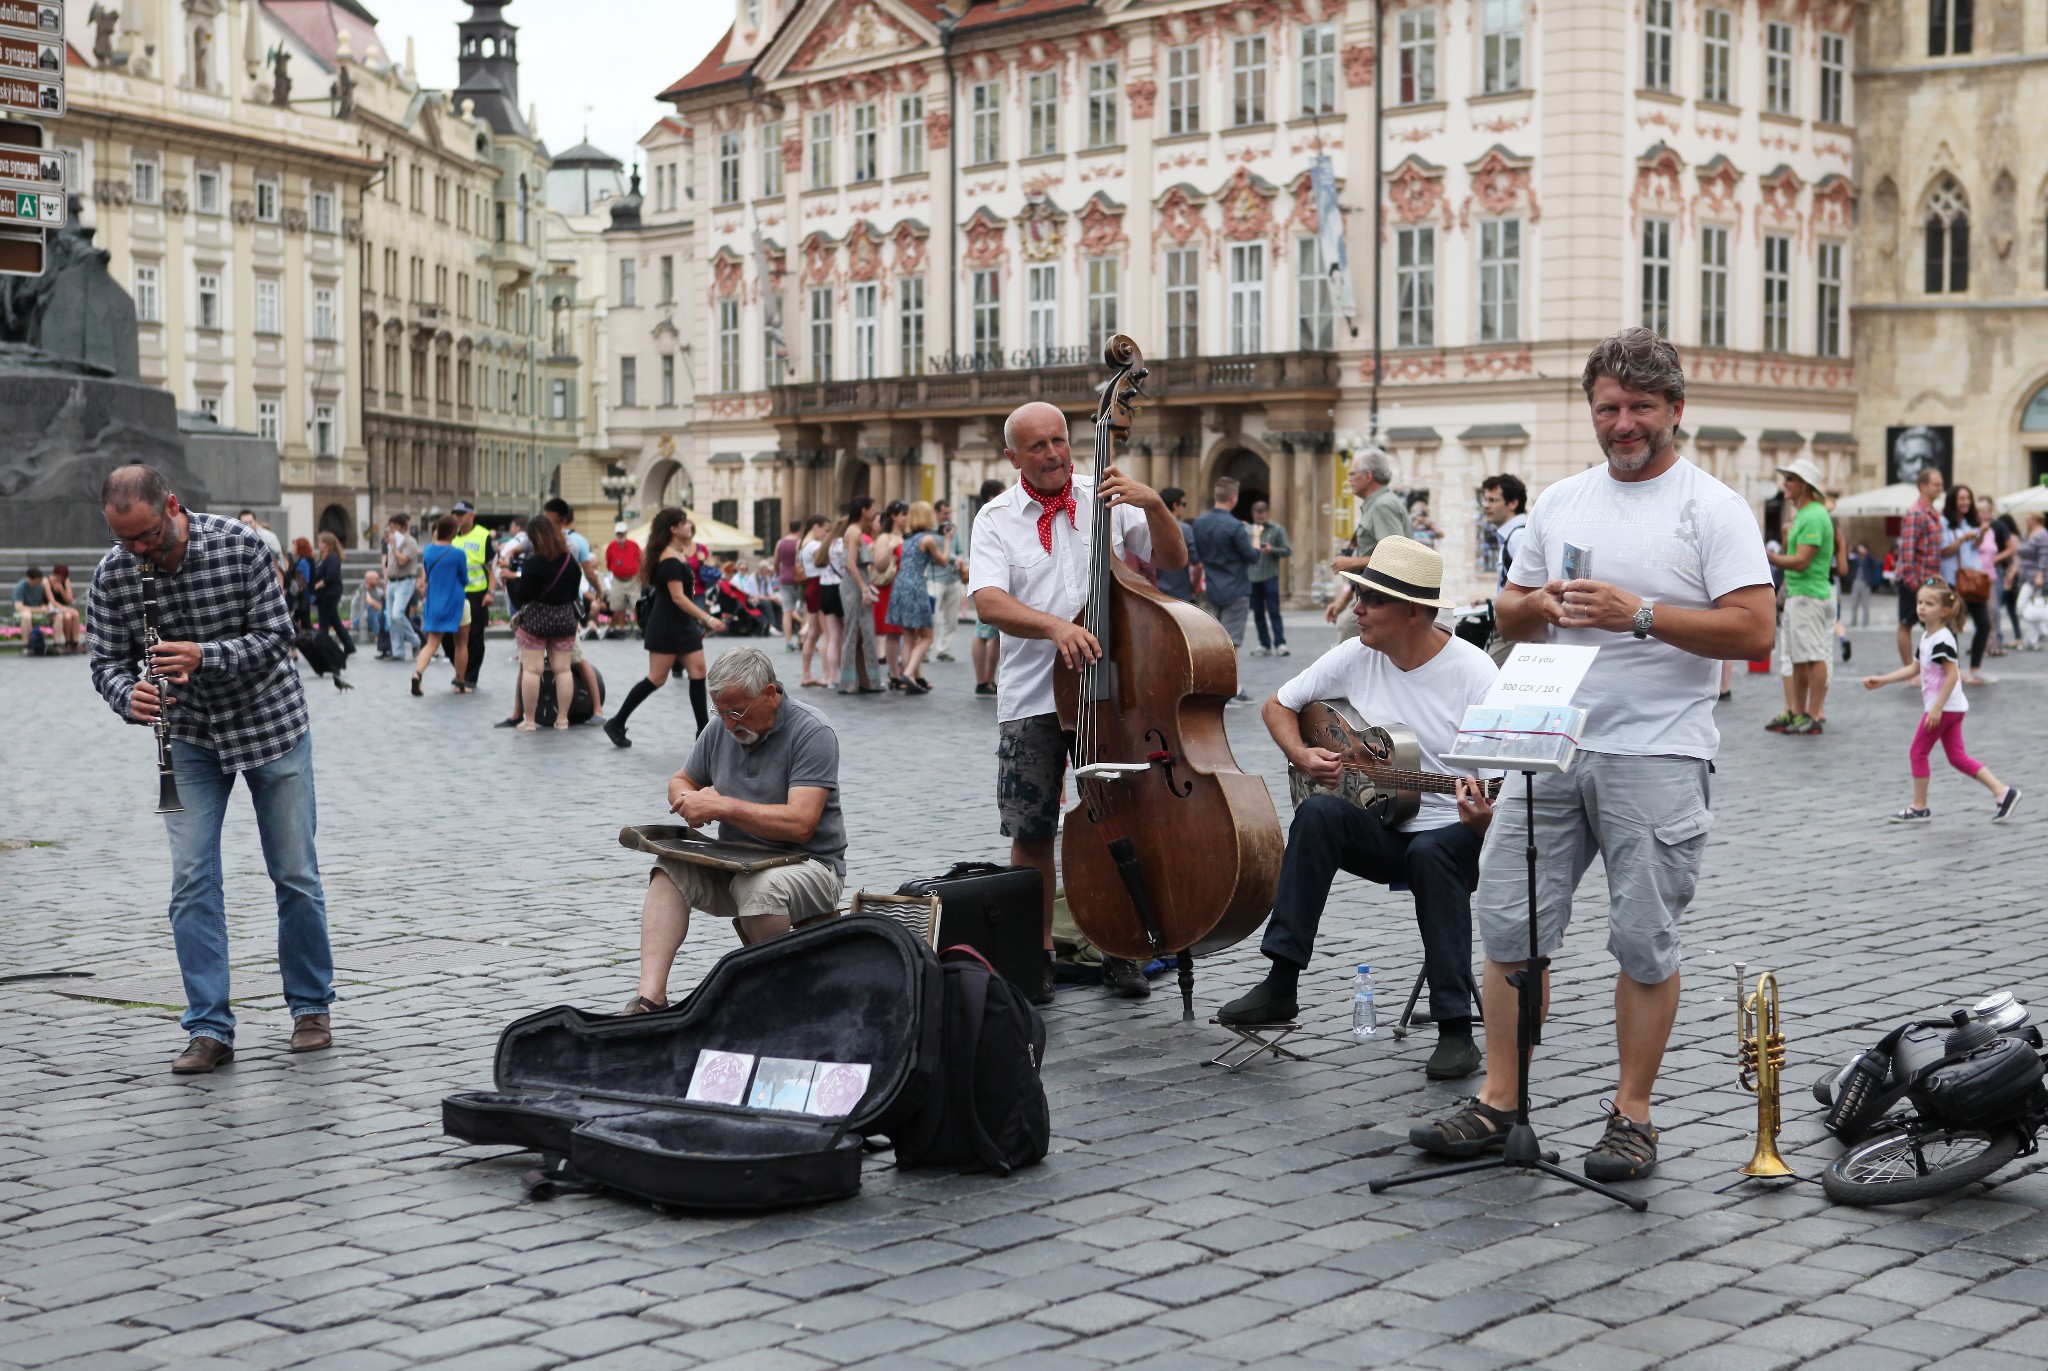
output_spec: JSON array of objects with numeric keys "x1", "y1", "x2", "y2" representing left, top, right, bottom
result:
[
  {"x1": 617, "y1": 353, "x2": 682, "y2": 408},
  {"x1": 1639, "y1": 4, "x2": 1847, "y2": 122},
  {"x1": 191, "y1": 395, "x2": 337, "y2": 457},
  {"x1": 712, "y1": 24, "x2": 1345, "y2": 205},
  {"x1": 386, "y1": 158, "x2": 488, "y2": 235},
  {"x1": 370, "y1": 349, "x2": 537, "y2": 416},
  {"x1": 133, "y1": 263, "x2": 338, "y2": 339},
  {"x1": 1635, "y1": 221, "x2": 1845, "y2": 355},
  {"x1": 708, "y1": 239, "x2": 1339, "y2": 391},
  {"x1": 130, "y1": 159, "x2": 339, "y2": 229},
  {"x1": 379, "y1": 442, "x2": 541, "y2": 497},
  {"x1": 617, "y1": 254, "x2": 678, "y2": 308}
]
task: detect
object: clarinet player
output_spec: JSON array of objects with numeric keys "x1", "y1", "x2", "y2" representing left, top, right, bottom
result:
[{"x1": 89, "y1": 466, "x2": 337, "y2": 1075}]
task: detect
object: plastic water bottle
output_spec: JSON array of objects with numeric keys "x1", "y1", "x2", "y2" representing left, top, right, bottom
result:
[{"x1": 1351, "y1": 964, "x2": 1378, "y2": 1040}]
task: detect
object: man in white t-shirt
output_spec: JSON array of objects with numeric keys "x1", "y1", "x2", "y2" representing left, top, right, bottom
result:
[
  {"x1": 1221, "y1": 536, "x2": 1500, "y2": 1080},
  {"x1": 1410, "y1": 328, "x2": 1773, "y2": 1183},
  {"x1": 970, "y1": 400, "x2": 1189, "y2": 1007}
]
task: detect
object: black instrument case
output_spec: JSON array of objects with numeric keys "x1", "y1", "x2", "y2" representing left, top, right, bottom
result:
[
  {"x1": 442, "y1": 916, "x2": 941, "y2": 1210},
  {"x1": 895, "y1": 862, "x2": 1044, "y2": 997}
]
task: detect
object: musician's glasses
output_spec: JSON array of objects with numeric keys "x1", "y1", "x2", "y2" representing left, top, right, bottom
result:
[{"x1": 112, "y1": 513, "x2": 173, "y2": 553}]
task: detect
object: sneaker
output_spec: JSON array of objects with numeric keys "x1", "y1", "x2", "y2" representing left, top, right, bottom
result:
[
  {"x1": 1218, "y1": 982, "x2": 1298, "y2": 1025},
  {"x1": 1583, "y1": 1100, "x2": 1659, "y2": 1181},
  {"x1": 1786, "y1": 715, "x2": 1823, "y2": 736},
  {"x1": 1250, "y1": 646, "x2": 1269, "y2": 656},
  {"x1": 1102, "y1": 956, "x2": 1152, "y2": 999},
  {"x1": 934, "y1": 652, "x2": 956, "y2": 662},
  {"x1": 1994, "y1": 787, "x2": 2023, "y2": 823},
  {"x1": 1764, "y1": 711, "x2": 1797, "y2": 732},
  {"x1": 1275, "y1": 645, "x2": 1290, "y2": 657},
  {"x1": 1424, "y1": 1033, "x2": 1483, "y2": 1080},
  {"x1": 1888, "y1": 806, "x2": 1932, "y2": 824},
  {"x1": 1409, "y1": 1096, "x2": 1515, "y2": 1157},
  {"x1": 1031, "y1": 959, "x2": 1056, "y2": 1007},
  {"x1": 604, "y1": 719, "x2": 631, "y2": 749}
]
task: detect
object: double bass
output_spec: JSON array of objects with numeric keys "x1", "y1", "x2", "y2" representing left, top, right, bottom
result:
[{"x1": 1053, "y1": 334, "x2": 1285, "y2": 1019}]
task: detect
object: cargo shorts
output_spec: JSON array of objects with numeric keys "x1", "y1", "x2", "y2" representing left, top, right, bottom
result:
[
  {"x1": 1474, "y1": 753, "x2": 1712, "y2": 985},
  {"x1": 653, "y1": 855, "x2": 844, "y2": 927},
  {"x1": 996, "y1": 712, "x2": 1074, "y2": 842}
]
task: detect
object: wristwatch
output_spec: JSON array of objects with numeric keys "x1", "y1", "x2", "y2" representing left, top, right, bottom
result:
[{"x1": 1632, "y1": 601, "x2": 1656, "y2": 640}]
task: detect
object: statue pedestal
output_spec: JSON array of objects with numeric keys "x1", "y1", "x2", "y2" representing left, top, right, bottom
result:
[{"x1": 0, "y1": 369, "x2": 211, "y2": 546}]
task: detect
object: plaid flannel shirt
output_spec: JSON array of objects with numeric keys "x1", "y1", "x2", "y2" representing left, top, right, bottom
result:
[
  {"x1": 1895, "y1": 500, "x2": 1946, "y2": 593},
  {"x1": 88, "y1": 511, "x2": 307, "y2": 773}
]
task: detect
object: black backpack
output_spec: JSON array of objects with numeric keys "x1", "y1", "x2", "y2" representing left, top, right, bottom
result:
[{"x1": 892, "y1": 946, "x2": 1049, "y2": 1175}]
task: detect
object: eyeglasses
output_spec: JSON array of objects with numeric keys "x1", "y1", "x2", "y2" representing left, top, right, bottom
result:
[
  {"x1": 715, "y1": 703, "x2": 754, "y2": 721},
  {"x1": 112, "y1": 512, "x2": 172, "y2": 552}
]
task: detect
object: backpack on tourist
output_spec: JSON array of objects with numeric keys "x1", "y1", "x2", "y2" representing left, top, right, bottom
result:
[
  {"x1": 891, "y1": 946, "x2": 1049, "y2": 1176},
  {"x1": 26, "y1": 624, "x2": 47, "y2": 656}
]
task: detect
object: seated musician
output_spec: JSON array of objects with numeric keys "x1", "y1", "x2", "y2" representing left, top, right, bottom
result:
[
  {"x1": 624, "y1": 646, "x2": 846, "y2": 1013},
  {"x1": 1220, "y1": 536, "x2": 1499, "y2": 1080}
]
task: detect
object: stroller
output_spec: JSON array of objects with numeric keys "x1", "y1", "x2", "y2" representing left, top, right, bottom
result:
[{"x1": 712, "y1": 580, "x2": 771, "y2": 637}]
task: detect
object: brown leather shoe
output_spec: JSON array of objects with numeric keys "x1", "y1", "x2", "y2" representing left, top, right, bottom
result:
[
  {"x1": 171, "y1": 1037, "x2": 235, "y2": 1074},
  {"x1": 289, "y1": 1013, "x2": 333, "y2": 1053}
]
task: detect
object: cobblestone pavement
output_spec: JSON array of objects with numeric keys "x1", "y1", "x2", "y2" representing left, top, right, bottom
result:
[{"x1": 3, "y1": 615, "x2": 2046, "y2": 1371}]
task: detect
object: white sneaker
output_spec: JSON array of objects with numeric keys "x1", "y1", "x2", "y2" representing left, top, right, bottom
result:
[
  {"x1": 1275, "y1": 645, "x2": 1291, "y2": 656},
  {"x1": 1250, "y1": 646, "x2": 1269, "y2": 657}
]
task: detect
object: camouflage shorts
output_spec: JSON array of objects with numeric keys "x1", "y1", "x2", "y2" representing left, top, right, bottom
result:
[{"x1": 996, "y1": 712, "x2": 1074, "y2": 841}]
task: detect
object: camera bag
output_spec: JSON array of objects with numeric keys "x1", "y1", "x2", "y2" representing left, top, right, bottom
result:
[
  {"x1": 442, "y1": 916, "x2": 941, "y2": 1210},
  {"x1": 1909, "y1": 1034, "x2": 2046, "y2": 1127}
]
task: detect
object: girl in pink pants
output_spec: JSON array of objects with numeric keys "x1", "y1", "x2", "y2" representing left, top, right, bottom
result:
[{"x1": 1863, "y1": 579, "x2": 2020, "y2": 824}]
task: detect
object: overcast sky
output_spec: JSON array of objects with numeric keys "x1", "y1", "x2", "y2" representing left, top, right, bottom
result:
[{"x1": 375, "y1": 0, "x2": 729, "y2": 171}]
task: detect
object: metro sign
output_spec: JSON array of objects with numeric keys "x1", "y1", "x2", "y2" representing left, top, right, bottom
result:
[{"x1": 0, "y1": 185, "x2": 59, "y2": 223}]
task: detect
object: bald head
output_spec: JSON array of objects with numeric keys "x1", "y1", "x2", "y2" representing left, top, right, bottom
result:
[
  {"x1": 1003, "y1": 402, "x2": 1074, "y2": 495},
  {"x1": 101, "y1": 464, "x2": 170, "y2": 515}
]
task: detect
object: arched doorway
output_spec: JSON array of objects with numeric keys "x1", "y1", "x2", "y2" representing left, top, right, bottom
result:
[
  {"x1": 834, "y1": 454, "x2": 872, "y2": 509},
  {"x1": 1209, "y1": 446, "x2": 1271, "y2": 521},
  {"x1": 318, "y1": 503, "x2": 352, "y2": 545},
  {"x1": 2020, "y1": 379, "x2": 2048, "y2": 488}
]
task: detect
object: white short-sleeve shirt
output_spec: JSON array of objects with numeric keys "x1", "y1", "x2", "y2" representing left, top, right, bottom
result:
[
  {"x1": 1510, "y1": 457, "x2": 1770, "y2": 759},
  {"x1": 1275, "y1": 634, "x2": 1500, "y2": 831},
  {"x1": 971, "y1": 475, "x2": 1154, "y2": 723}
]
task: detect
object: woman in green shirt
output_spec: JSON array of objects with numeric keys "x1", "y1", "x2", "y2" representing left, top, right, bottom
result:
[{"x1": 1248, "y1": 499, "x2": 1292, "y2": 657}]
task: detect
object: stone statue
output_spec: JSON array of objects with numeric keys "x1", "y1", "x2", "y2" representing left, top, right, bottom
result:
[
  {"x1": 192, "y1": 25, "x2": 211, "y2": 90},
  {"x1": 0, "y1": 198, "x2": 210, "y2": 542},
  {"x1": 331, "y1": 62, "x2": 355, "y2": 118},
  {"x1": 271, "y1": 45, "x2": 291, "y2": 105},
  {"x1": 88, "y1": 3, "x2": 119, "y2": 63}
]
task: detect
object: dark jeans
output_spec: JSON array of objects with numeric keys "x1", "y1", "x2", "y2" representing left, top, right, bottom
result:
[
  {"x1": 314, "y1": 596, "x2": 354, "y2": 656},
  {"x1": 1250, "y1": 578, "x2": 1286, "y2": 649},
  {"x1": 1965, "y1": 596, "x2": 1991, "y2": 670},
  {"x1": 1260, "y1": 794, "x2": 1482, "y2": 1023}
]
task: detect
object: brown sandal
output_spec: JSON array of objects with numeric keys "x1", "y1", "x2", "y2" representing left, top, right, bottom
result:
[{"x1": 620, "y1": 995, "x2": 665, "y2": 1015}]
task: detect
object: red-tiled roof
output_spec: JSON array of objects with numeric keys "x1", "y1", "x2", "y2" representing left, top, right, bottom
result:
[
  {"x1": 266, "y1": 0, "x2": 392, "y2": 73},
  {"x1": 660, "y1": 29, "x2": 744, "y2": 100}
]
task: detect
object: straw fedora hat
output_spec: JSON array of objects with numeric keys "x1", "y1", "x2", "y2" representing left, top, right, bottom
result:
[{"x1": 1339, "y1": 535, "x2": 1455, "y2": 609}]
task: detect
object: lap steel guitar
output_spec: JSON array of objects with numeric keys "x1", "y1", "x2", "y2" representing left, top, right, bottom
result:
[{"x1": 1286, "y1": 699, "x2": 1501, "y2": 826}]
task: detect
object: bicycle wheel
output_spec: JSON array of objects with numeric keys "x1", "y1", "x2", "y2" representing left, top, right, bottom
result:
[{"x1": 1822, "y1": 1124, "x2": 2021, "y2": 1206}]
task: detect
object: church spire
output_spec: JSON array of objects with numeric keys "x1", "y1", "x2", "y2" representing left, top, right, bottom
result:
[{"x1": 455, "y1": 0, "x2": 528, "y2": 137}]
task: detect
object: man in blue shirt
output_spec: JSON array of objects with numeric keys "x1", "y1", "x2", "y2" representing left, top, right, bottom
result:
[
  {"x1": 1154, "y1": 487, "x2": 1201, "y2": 603},
  {"x1": 1192, "y1": 477, "x2": 1259, "y2": 701}
]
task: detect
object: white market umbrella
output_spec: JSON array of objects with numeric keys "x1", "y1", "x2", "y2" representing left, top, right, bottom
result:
[
  {"x1": 1830, "y1": 483, "x2": 1920, "y2": 517},
  {"x1": 1997, "y1": 486, "x2": 2048, "y2": 517}
]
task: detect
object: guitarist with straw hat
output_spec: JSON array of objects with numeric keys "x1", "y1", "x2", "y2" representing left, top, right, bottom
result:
[{"x1": 1221, "y1": 535, "x2": 1500, "y2": 1080}]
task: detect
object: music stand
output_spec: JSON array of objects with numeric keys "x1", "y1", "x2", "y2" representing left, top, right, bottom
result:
[{"x1": 1369, "y1": 757, "x2": 1649, "y2": 1213}]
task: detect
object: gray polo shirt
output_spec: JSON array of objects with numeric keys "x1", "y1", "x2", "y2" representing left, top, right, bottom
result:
[{"x1": 683, "y1": 697, "x2": 847, "y2": 874}]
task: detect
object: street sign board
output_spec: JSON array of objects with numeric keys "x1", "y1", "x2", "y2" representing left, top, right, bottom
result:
[
  {"x1": 0, "y1": 0, "x2": 57, "y2": 276},
  {"x1": 0, "y1": 2, "x2": 62, "y2": 40},
  {"x1": 0, "y1": 184, "x2": 59, "y2": 224},
  {"x1": 0, "y1": 71, "x2": 58, "y2": 117}
]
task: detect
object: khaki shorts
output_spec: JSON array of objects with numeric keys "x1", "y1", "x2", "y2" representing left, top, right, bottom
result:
[
  {"x1": 1782, "y1": 593, "x2": 1834, "y2": 665},
  {"x1": 653, "y1": 855, "x2": 844, "y2": 926},
  {"x1": 1475, "y1": 753, "x2": 1711, "y2": 985}
]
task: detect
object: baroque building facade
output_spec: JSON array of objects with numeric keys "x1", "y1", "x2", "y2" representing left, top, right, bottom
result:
[
  {"x1": 62, "y1": 0, "x2": 376, "y2": 544},
  {"x1": 1851, "y1": 0, "x2": 2048, "y2": 497},
  {"x1": 657, "y1": 0, "x2": 1862, "y2": 599}
]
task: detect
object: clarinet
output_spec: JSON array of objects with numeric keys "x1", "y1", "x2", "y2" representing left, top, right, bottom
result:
[{"x1": 139, "y1": 563, "x2": 185, "y2": 814}]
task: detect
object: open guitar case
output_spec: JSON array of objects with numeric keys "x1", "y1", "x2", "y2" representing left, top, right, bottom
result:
[{"x1": 442, "y1": 916, "x2": 942, "y2": 1210}]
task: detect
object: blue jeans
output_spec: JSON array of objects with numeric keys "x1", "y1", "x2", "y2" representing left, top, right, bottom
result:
[
  {"x1": 386, "y1": 577, "x2": 423, "y2": 657},
  {"x1": 163, "y1": 732, "x2": 334, "y2": 1044},
  {"x1": 1250, "y1": 578, "x2": 1286, "y2": 648}
]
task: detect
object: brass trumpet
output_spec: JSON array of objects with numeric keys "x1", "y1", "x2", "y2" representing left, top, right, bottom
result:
[{"x1": 1735, "y1": 962, "x2": 1793, "y2": 1178}]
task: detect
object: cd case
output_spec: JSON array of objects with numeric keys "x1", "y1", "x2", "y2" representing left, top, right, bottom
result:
[{"x1": 1444, "y1": 705, "x2": 1586, "y2": 771}]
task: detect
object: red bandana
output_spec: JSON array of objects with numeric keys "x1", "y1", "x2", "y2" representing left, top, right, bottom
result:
[{"x1": 1022, "y1": 477, "x2": 1078, "y2": 554}]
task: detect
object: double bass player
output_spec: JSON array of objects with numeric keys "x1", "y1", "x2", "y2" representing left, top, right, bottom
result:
[{"x1": 970, "y1": 400, "x2": 1190, "y2": 1006}]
